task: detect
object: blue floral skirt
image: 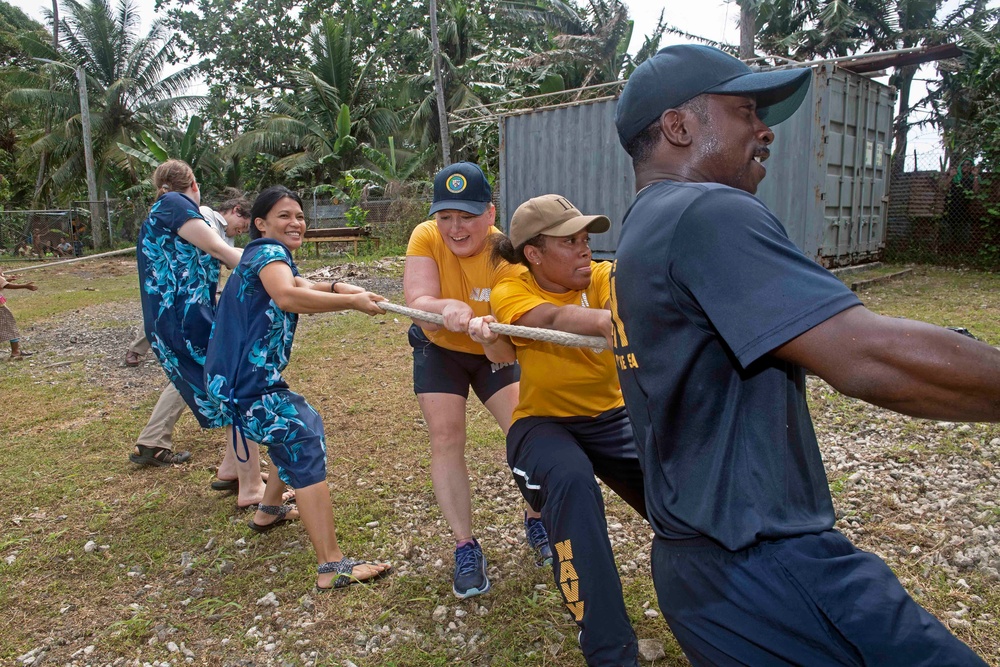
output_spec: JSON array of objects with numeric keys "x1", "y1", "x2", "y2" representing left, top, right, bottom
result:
[{"x1": 231, "y1": 390, "x2": 328, "y2": 489}]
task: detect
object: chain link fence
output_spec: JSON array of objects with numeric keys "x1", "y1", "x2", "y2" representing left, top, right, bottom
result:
[
  {"x1": 6, "y1": 165, "x2": 998, "y2": 272},
  {"x1": 887, "y1": 152, "x2": 999, "y2": 271},
  {"x1": 0, "y1": 197, "x2": 154, "y2": 261},
  {"x1": 1, "y1": 207, "x2": 89, "y2": 259},
  {"x1": 0, "y1": 193, "x2": 436, "y2": 263}
]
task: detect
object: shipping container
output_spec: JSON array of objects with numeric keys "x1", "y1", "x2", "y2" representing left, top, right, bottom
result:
[{"x1": 498, "y1": 64, "x2": 895, "y2": 266}]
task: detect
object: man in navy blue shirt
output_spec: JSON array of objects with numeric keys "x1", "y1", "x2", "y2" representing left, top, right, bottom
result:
[{"x1": 611, "y1": 44, "x2": 998, "y2": 666}]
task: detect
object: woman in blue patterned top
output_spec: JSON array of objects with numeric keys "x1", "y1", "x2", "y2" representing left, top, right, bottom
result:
[
  {"x1": 205, "y1": 186, "x2": 391, "y2": 590},
  {"x1": 135, "y1": 161, "x2": 265, "y2": 489}
]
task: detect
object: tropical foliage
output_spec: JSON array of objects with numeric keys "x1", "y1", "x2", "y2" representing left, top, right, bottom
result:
[
  {"x1": 5, "y1": 0, "x2": 201, "y2": 203},
  {"x1": 0, "y1": 0, "x2": 998, "y2": 247},
  {"x1": 750, "y1": 0, "x2": 1000, "y2": 173},
  {"x1": 0, "y1": 3, "x2": 47, "y2": 207}
]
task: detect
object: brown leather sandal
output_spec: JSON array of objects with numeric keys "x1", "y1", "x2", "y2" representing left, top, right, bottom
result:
[{"x1": 129, "y1": 445, "x2": 191, "y2": 467}]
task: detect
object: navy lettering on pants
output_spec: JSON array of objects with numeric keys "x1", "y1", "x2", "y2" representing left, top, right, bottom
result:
[
  {"x1": 507, "y1": 407, "x2": 647, "y2": 667},
  {"x1": 652, "y1": 530, "x2": 988, "y2": 667}
]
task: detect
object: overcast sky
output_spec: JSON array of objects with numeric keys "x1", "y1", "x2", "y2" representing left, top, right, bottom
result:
[{"x1": 8, "y1": 0, "x2": 984, "y2": 158}]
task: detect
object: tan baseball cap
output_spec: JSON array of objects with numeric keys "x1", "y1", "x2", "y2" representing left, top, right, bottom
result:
[{"x1": 509, "y1": 194, "x2": 611, "y2": 248}]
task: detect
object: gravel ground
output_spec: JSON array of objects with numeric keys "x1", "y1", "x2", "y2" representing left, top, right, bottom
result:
[
  {"x1": 810, "y1": 390, "x2": 1000, "y2": 640},
  {"x1": 14, "y1": 260, "x2": 404, "y2": 408}
]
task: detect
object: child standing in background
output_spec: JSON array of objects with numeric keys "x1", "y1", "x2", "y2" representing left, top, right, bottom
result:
[{"x1": 0, "y1": 271, "x2": 38, "y2": 360}]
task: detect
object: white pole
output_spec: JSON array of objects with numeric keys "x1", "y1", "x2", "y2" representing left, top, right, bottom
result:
[
  {"x1": 8, "y1": 247, "x2": 136, "y2": 273},
  {"x1": 105, "y1": 190, "x2": 112, "y2": 245},
  {"x1": 429, "y1": 0, "x2": 451, "y2": 167}
]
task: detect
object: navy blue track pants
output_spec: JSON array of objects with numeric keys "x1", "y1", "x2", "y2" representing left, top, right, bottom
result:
[
  {"x1": 507, "y1": 407, "x2": 647, "y2": 667},
  {"x1": 653, "y1": 530, "x2": 987, "y2": 666}
]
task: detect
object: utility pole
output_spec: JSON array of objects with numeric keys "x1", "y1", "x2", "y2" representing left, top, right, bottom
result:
[
  {"x1": 429, "y1": 0, "x2": 452, "y2": 167},
  {"x1": 77, "y1": 65, "x2": 103, "y2": 247},
  {"x1": 739, "y1": 0, "x2": 755, "y2": 59}
]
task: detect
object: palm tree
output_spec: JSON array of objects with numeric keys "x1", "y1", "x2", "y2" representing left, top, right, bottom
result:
[
  {"x1": 402, "y1": 0, "x2": 514, "y2": 156},
  {"x1": 7, "y1": 0, "x2": 201, "y2": 203},
  {"x1": 0, "y1": 3, "x2": 50, "y2": 207},
  {"x1": 344, "y1": 136, "x2": 435, "y2": 199},
  {"x1": 926, "y1": 13, "x2": 1000, "y2": 166},
  {"x1": 752, "y1": 0, "x2": 997, "y2": 175},
  {"x1": 506, "y1": 0, "x2": 664, "y2": 90},
  {"x1": 228, "y1": 13, "x2": 398, "y2": 184}
]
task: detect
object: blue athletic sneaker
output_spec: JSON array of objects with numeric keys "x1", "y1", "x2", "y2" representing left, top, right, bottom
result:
[
  {"x1": 453, "y1": 539, "x2": 490, "y2": 599},
  {"x1": 524, "y1": 515, "x2": 554, "y2": 567}
]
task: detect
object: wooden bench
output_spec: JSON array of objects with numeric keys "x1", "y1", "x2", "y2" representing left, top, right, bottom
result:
[{"x1": 301, "y1": 226, "x2": 380, "y2": 256}]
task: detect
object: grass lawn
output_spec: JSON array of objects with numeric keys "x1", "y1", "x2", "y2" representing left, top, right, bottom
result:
[{"x1": 1, "y1": 260, "x2": 998, "y2": 666}]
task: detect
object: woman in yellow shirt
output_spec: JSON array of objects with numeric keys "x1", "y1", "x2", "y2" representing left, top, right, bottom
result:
[
  {"x1": 403, "y1": 163, "x2": 550, "y2": 599},
  {"x1": 479, "y1": 194, "x2": 647, "y2": 667}
]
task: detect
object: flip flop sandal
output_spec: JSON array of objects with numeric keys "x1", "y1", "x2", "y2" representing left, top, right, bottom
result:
[
  {"x1": 129, "y1": 445, "x2": 192, "y2": 467},
  {"x1": 210, "y1": 473, "x2": 271, "y2": 493},
  {"x1": 315, "y1": 557, "x2": 393, "y2": 591},
  {"x1": 238, "y1": 496, "x2": 295, "y2": 512},
  {"x1": 210, "y1": 479, "x2": 239, "y2": 492},
  {"x1": 247, "y1": 504, "x2": 294, "y2": 534},
  {"x1": 125, "y1": 350, "x2": 142, "y2": 366}
]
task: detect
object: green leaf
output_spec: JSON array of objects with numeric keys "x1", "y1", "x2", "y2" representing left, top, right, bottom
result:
[
  {"x1": 336, "y1": 103, "x2": 352, "y2": 142},
  {"x1": 539, "y1": 73, "x2": 565, "y2": 95},
  {"x1": 138, "y1": 131, "x2": 169, "y2": 163},
  {"x1": 179, "y1": 115, "x2": 204, "y2": 162}
]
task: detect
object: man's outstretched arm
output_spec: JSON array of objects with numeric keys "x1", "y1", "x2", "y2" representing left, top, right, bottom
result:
[{"x1": 773, "y1": 305, "x2": 1000, "y2": 422}]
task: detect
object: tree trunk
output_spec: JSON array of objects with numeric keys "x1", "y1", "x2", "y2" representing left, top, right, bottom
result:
[
  {"x1": 739, "y1": 1, "x2": 755, "y2": 59},
  {"x1": 77, "y1": 65, "x2": 103, "y2": 248},
  {"x1": 32, "y1": 153, "x2": 48, "y2": 208},
  {"x1": 429, "y1": 0, "x2": 451, "y2": 167},
  {"x1": 32, "y1": 0, "x2": 60, "y2": 207},
  {"x1": 890, "y1": 64, "x2": 918, "y2": 178}
]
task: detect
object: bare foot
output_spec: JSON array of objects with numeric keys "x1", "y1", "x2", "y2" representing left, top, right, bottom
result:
[
  {"x1": 237, "y1": 479, "x2": 290, "y2": 508},
  {"x1": 316, "y1": 561, "x2": 392, "y2": 590},
  {"x1": 237, "y1": 486, "x2": 267, "y2": 508}
]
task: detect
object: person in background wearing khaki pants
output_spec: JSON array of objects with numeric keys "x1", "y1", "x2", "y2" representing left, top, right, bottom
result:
[{"x1": 127, "y1": 193, "x2": 252, "y2": 483}]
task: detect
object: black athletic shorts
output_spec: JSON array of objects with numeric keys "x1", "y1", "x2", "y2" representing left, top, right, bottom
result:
[{"x1": 408, "y1": 324, "x2": 519, "y2": 402}]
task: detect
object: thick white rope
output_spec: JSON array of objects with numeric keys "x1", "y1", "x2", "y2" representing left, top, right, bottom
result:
[
  {"x1": 6, "y1": 254, "x2": 608, "y2": 350},
  {"x1": 6, "y1": 247, "x2": 136, "y2": 273},
  {"x1": 378, "y1": 301, "x2": 609, "y2": 350}
]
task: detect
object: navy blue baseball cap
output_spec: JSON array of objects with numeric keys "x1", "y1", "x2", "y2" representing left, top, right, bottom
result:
[
  {"x1": 429, "y1": 162, "x2": 493, "y2": 215},
  {"x1": 616, "y1": 44, "x2": 812, "y2": 149}
]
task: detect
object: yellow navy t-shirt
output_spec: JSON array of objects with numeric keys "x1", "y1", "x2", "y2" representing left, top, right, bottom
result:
[
  {"x1": 406, "y1": 220, "x2": 524, "y2": 355},
  {"x1": 491, "y1": 261, "x2": 622, "y2": 422}
]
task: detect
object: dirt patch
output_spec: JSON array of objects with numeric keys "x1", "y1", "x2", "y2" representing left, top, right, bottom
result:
[{"x1": 14, "y1": 260, "x2": 405, "y2": 409}]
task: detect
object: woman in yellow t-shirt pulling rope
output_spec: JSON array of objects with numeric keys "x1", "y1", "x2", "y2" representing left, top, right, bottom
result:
[
  {"x1": 479, "y1": 194, "x2": 648, "y2": 667},
  {"x1": 402, "y1": 163, "x2": 551, "y2": 600}
]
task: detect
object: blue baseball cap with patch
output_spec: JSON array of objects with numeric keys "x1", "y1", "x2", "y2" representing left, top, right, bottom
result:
[
  {"x1": 616, "y1": 44, "x2": 812, "y2": 149},
  {"x1": 429, "y1": 162, "x2": 493, "y2": 216}
]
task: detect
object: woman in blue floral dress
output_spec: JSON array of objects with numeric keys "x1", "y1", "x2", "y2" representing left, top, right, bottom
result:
[
  {"x1": 134, "y1": 161, "x2": 262, "y2": 478},
  {"x1": 205, "y1": 185, "x2": 391, "y2": 590}
]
